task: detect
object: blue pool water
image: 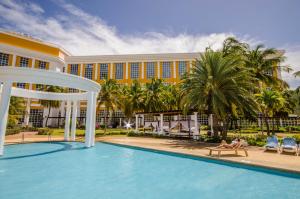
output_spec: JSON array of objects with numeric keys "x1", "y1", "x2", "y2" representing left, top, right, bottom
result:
[{"x1": 0, "y1": 142, "x2": 300, "y2": 199}]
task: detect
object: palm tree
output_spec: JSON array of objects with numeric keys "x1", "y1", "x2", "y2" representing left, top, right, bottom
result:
[
  {"x1": 181, "y1": 49, "x2": 258, "y2": 138},
  {"x1": 40, "y1": 85, "x2": 64, "y2": 127},
  {"x1": 255, "y1": 89, "x2": 285, "y2": 135},
  {"x1": 97, "y1": 79, "x2": 120, "y2": 131},
  {"x1": 8, "y1": 96, "x2": 25, "y2": 128},
  {"x1": 162, "y1": 84, "x2": 182, "y2": 111},
  {"x1": 244, "y1": 44, "x2": 289, "y2": 89},
  {"x1": 144, "y1": 78, "x2": 166, "y2": 112},
  {"x1": 118, "y1": 80, "x2": 144, "y2": 120}
]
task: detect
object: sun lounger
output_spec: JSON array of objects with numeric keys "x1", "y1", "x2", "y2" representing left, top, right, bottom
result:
[
  {"x1": 281, "y1": 138, "x2": 298, "y2": 155},
  {"x1": 206, "y1": 146, "x2": 248, "y2": 158},
  {"x1": 264, "y1": 136, "x2": 279, "y2": 152}
]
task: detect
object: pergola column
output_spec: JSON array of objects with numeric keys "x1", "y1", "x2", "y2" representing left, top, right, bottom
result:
[
  {"x1": 90, "y1": 92, "x2": 97, "y2": 146},
  {"x1": 160, "y1": 113, "x2": 163, "y2": 134},
  {"x1": 64, "y1": 100, "x2": 71, "y2": 141},
  {"x1": 209, "y1": 114, "x2": 214, "y2": 135},
  {"x1": 24, "y1": 98, "x2": 31, "y2": 126},
  {"x1": 193, "y1": 112, "x2": 199, "y2": 139},
  {"x1": 85, "y1": 92, "x2": 96, "y2": 147},
  {"x1": 71, "y1": 101, "x2": 78, "y2": 141},
  {"x1": 0, "y1": 82, "x2": 12, "y2": 156}
]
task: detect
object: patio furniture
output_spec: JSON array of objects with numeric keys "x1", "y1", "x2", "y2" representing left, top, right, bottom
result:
[
  {"x1": 264, "y1": 136, "x2": 279, "y2": 152},
  {"x1": 281, "y1": 138, "x2": 298, "y2": 155}
]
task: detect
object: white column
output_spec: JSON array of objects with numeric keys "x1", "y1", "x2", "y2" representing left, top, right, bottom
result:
[
  {"x1": 24, "y1": 98, "x2": 31, "y2": 126},
  {"x1": 193, "y1": 112, "x2": 199, "y2": 139},
  {"x1": 135, "y1": 114, "x2": 139, "y2": 131},
  {"x1": 160, "y1": 113, "x2": 163, "y2": 134},
  {"x1": 71, "y1": 101, "x2": 78, "y2": 141},
  {"x1": 157, "y1": 61, "x2": 160, "y2": 78},
  {"x1": 0, "y1": 82, "x2": 12, "y2": 155},
  {"x1": 85, "y1": 92, "x2": 94, "y2": 147},
  {"x1": 64, "y1": 101, "x2": 71, "y2": 141},
  {"x1": 90, "y1": 92, "x2": 97, "y2": 146}
]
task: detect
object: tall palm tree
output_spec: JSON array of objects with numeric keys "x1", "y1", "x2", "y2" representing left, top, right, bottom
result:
[
  {"x1": 181, "y1": 49, "x2": 258, "y2": 138},
  {"x1": 144, "y1": 78, "x2": 165, "y2": 112},
  {"x1": 97, "y1": 79, "x2": 120, "y2": 131},
  {"x1": 162, "y1": 84, "x2": 182, "y2": 111},
  {"x1": 244, "y1": 44, "x2": 289, "y2": 89},
  {"x1": 40, "y1": 85, "x2": 64, "y2": 127},
  {"x1": 255, "y1": 89, "x2": 285, "y2": 135}
]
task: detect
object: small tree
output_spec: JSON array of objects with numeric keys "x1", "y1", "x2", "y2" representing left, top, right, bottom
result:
[
  {"x1": 40, "y1": 85, "x2": 64, "y2": 127},
  {"x1": 255, "y1": 89, "x2": 285, "y2": 135}
]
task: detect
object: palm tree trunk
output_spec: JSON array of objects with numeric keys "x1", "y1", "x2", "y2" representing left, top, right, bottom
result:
[{"x1": 264, "y1": 114, "x2": 270, "y2": 136}]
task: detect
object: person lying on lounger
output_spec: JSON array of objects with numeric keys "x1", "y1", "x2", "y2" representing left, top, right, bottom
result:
[{"x1": 216, "y1": 139, "x2": 241, "y2": 149}]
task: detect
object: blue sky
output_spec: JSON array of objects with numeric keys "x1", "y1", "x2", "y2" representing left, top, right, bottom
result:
[{"x1": 0, "y1": 0, "x2": 299, "y2": 87}]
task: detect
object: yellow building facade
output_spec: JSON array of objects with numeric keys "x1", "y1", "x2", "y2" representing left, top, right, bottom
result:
[{"x1": 0, "y1": 31, "x2": 200, "y2": 127}]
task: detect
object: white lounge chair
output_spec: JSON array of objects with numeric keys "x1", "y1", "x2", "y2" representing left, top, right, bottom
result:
[
  {"x1": 281, "y1": 138, "x2": 298, "y2": 155},
  {"x1": 264, "y1": 136, "x2": 279, "y2": 152}
]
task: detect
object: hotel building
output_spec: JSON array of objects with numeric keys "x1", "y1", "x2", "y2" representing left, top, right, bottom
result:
[
  {"x1": 0, "y1": 31, "x2": 201, "y2": 127},
  {"x1": 0, "y1": 31, "x2": 282, "y2": 127}
]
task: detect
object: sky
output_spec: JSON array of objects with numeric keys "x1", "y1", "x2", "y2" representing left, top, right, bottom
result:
[{"x1": 0, "y1": 0, "x2": 299, "y2": 88}]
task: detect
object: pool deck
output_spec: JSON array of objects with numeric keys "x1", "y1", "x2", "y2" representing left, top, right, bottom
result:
[{"x1": 4, "y1": 133, "x2": 300, "y2": 173}]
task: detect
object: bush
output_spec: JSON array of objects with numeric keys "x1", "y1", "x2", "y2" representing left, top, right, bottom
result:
[
  {"x1": 6, "y1": 127, "x2": 22, "y2": 135},
  {"x1": 37, "y1": 128, "x2": 53, "y2": 135}
]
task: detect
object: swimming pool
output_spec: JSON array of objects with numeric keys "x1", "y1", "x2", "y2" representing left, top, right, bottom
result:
[{"x1": 0, "y1": 142, "x2": 300, "y2": 199}]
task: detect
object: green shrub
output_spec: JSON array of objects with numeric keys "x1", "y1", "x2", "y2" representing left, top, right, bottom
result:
[
  {"x1": 37, "y1": 128, "x2": 53, "y2": 135},
  {"x1": 6, "y1": 127, "x2": 22, "y2": 135}
]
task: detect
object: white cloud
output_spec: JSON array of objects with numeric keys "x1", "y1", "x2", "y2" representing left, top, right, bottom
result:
[
  {"x1": 0, "y1": 0, "x2": 299, "y2": 88},
  {"x1": 281, "y1": 46, "x2": 300, "y2": 89},
  {"x1": 0, "y1": 0, "x2": 233, "y2": 55}
]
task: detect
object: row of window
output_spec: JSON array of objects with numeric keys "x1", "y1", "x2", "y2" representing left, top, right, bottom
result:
[
  {"x1": 0, "y1": 52, "x2": 48, "y2": 69},
  {"x1": 69, "y1": 61, "x2": 189, "y2": 80}
]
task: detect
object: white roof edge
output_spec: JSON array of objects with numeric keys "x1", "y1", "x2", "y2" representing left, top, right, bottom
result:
[{"x1": 66, "y1": 52, "x2": 201, "y2": 62}]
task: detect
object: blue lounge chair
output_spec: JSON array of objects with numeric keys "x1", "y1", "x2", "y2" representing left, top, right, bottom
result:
[
  {"x1": 281, "y1": 138, "x2": 298, "y2": 155},
  {"x1": 264, "y1": 136, "x2": 279, "y2": 152}
]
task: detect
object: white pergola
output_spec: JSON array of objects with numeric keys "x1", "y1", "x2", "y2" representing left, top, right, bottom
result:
[{"x1": 0, "y1": 66, "x2": 101, "y2": 155}]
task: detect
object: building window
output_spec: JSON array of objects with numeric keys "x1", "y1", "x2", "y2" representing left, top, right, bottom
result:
[
  {"x1": 29, "y1": 109, "x2": 43, "y2": 127},
  {"x1": 68, "y1": 88, "x2": 78, "y2": 93},
  {"x1": 115, "y1": 63, "x2": 124, "y2": 80},
  {"x1": 178, "y1": 61, "x2": 187, "y2": 77},
  {"x1": 162, "y1": 62, "x2": 172, "y2": 78},
  {"x1": 0, "y1": 53, "x2": 9, "y2": 66},
  {"x1": 264, "y1": 69, "x2": 273, "y2": 76},
  {"x1": 100, "y1": 63, "x2": 109, "y2": 79},
  {"x1": 80, "y1": 109, "x2": 86, "y2": 118},
  {"x1": 146, "y1": 62, "x2": 155, "y2": 79},
  {"x1": 70, "y1": 64, "x2": 79, "y2": 75},
  {"x1": 37, "y1": 60, "x2": 47, "y2": 69},
  {"x1": 84, "y1": 64, "x2": 93, "y2": 80},
  {"x1": 20, "y1": 57, "x2": 29, "y2": 67},
  {"x1": 17, "y1": 83, "x2": 26, "y2": 89},
  {"x1": 130, "y1": 62, "x2": 140, "y2": 79},
  {"x1": 36, "y1": 84, "x2": 44, "y2": 91}
]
